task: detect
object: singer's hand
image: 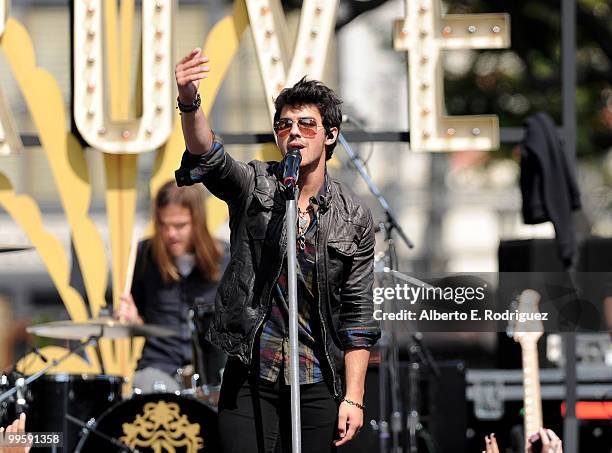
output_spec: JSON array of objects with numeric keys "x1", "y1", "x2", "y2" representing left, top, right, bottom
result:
[
  {"x1": 334, "y1": 397, "x2": 363, "y2": 447},
  {"x1": 114, "y1": 294, "x2": 143, "y2": 324},
  {"x1": 175, "y1": 48, "x2": 210, "y2": 104}
]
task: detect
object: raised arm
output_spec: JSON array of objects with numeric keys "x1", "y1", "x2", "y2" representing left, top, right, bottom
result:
[
  {"x1": 175, "y1": 47, "x2": 214, "y2": 155},
  {"x1": 174, "y1": 49, "x2": 254, "y2": 205}
]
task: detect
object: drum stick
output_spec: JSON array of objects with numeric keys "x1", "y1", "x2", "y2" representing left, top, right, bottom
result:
[
  {"x1": 120, "y1": 231, "x2": 139, "y2": 323},
  {"x1": 123, "y1": 231, "x2": 139, "y2": 296}
]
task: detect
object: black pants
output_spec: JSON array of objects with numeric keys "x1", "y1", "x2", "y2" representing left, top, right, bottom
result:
[{"x1": 218, "y1": 359, "x2": 338, "y2": 453}]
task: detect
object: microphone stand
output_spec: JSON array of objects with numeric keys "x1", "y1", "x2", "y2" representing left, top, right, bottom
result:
[
  {"x1": 338, "y1": 131, "x2": 414, "y2": 453},
  {"x1": 284, "y1": 180, "x2": 302, "y2": 453}
]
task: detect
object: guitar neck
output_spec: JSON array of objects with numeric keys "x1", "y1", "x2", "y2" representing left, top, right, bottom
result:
[{"x1": 521, "y1": 341, "x2": 543, "y2": 448}]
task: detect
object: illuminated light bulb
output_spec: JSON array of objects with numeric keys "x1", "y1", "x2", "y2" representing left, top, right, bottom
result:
[
  {"x1": 421, "y1": 107, "x2": 430, "y2": 116},
  {"x1": 87, "y1": 82, "x2": 96, "y2": 93},
  {"x1": 265, "y1": 30, "x2": 274, "y2": 39},
  {"x1": 121, "y1": 130, "x2": 131, "y2": 140},
  {"x1": 155, "y1": 79, "x2": 164, "y2": 89},
  {"x1": 145, "y1": 128, "x2": 153, "y2": 137},
  {"x1": 442, "y1": 26, "x2": 452, "y2": 36},
  {"x1": 155, "y1": 52, "x2": 163, "y2": 62},
  {"x1": 155, "y1": 28, "x2": 164, "y2": 39},
  {"x1": 400, "y1": 27, "x2": 409, "y2": 37},
  {"x1": 98, "y1": 127, "x2": 107, "y2": 135},
  {"x1": 447, "y1": 127, "x2": 456, "y2": 136},
  {"x1": 422, "y1": 130, "x2": 431, "y2": 139},
  {"x1": 271, "y1": 56, "x2": 280, "y2": 65},
  {"x1": 155, "y1": 105, "x2": 163, "y2": 114},
  {"x1": 86, "y1": 109, "x2": 95, "y2": 118},
  {"x1": 315, "y1": 6, "x2": 323, "y2": 15},
  {"x1": 87, "y1": 29, "x2": 96, "y2": 40},
  {"x1": 260, "y1": 6, "x2": 270, "y2": 15},
  {"x1": 467, "y1": 25, "x2": 477, "y2": 34},
  {"x1": 420, "y1": 82, "x2": 430, "y2": 90},
  {"x1": 86, "y1": 56, "x2": 96, "y2": 66},
  {"x1": 276, "y1": 82, "x2": 284, "y2": 92},
  {"x1": 305, "y1": 56, "x2": 313, "y2": 65},
  {"x1": 418, "y1": 5, "x2": 428, "y2": 14},
  {"x1": 155, "y1": 1, "x2": 163, "y2": 12},
  {"x1": 491, "y1": 25, "x2": 501, "y2": 34},
  {"x1": 310, "y1": 29, "x2": 319, "y2": 38},
  {"x1": 419, "y1": 30, "x2": 428, "y2": 38},
  {"x1": 420, "y1": 56, "x2": 429, "y2": 65},
  {"x1": 471, "y1": 127, "x2": 481, "y2": 136},
  {"x1": 86, "y1": 6, "x2": 95, "y2": 16}
]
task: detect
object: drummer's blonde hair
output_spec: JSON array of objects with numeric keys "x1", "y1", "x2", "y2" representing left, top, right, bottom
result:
[{"x1": 152, "y1": 180, "x2": 222, "y2": 283}]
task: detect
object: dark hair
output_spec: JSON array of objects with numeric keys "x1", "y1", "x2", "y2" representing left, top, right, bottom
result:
[{"x1": 274, "y1": 77, "x2": 343, "y2": 160}]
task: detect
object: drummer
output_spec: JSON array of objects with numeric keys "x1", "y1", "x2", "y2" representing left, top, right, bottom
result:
[{"x1": 115, "y1": 180, "x2": 229, "y2": 393}]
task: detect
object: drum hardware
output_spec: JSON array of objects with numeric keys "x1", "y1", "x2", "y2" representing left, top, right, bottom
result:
[
  {"x1": 67, "y1": 413, "x2": 139, "y2": 453},
  {"x1": 152, "y1": 381, "x2": 168, "y2": 393},
  {"x1": 185, "y1": 304, "x2": 226, "y2": 406},
  {"x1": 191, "y1": 372, "x2": 200, "y2": 390},
  {"x1": 0, "y1": 334, "x2": 100, "y2": 406},
  {"x1": 14, "y1": 377, "x2": 26, "y2": 414}
]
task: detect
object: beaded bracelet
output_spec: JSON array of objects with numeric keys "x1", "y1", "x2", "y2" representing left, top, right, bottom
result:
[
  {"x1": 176, "y1": 92, "x2": 201, "y2": 113},
  {"x1": 342, "y1": 397, "x2": 365, "y2": 410}
]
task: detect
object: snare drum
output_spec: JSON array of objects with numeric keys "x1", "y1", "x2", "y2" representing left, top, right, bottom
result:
[{"x1": 75, "y1": 393, "x2": 219, "y2": 452}]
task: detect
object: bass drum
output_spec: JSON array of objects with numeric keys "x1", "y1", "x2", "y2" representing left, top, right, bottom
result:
[{"x1": 75, "y1": 393, "x2": 219, "y2": 453}]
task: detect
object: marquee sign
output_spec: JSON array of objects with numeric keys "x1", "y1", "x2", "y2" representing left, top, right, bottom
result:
[
  {"x1": 0, "y1": 0, "x2": 6, "y2": 37},
  {"x1": 0, "y1": 0, "x2": 21, "y2": 157},
  {"x1": 394, "y1": 0, "x2": 510, "y2": 152},
  {"x1": 73, "y1": 0, "x2": 174, "y2": 154},
  {"x1": 246, "y1": 0, "x2": 339, "y2": 120}
]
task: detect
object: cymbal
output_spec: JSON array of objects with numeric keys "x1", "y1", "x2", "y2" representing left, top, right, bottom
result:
[
  {"x1": 0, "y1": 245, "x2": 33, "y2": 253},
  {"x1": 27, "y1": 318, "x2": 176, "y2": 340}
]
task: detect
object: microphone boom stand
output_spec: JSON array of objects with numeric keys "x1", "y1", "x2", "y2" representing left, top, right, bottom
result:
[{"x1": 338, "y1": 133, "x2": 414, "y2": 453}]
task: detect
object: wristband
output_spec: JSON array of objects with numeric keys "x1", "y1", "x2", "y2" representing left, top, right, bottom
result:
[
  {"x1": 342, "y1": 397, "x2": 365, "y2": 410},
  {"x1": 176, "y1": 93, "x2": 201, "y2": 113}
]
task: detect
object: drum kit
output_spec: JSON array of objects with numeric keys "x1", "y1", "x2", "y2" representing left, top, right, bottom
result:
[{"x1": 0, "y1": 316, "x2": 222, "y2": 452}]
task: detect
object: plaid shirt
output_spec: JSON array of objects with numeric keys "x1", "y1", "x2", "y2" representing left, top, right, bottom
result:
[{"x1": 258, "y1": 188, "x2": 328, "y2": 385}]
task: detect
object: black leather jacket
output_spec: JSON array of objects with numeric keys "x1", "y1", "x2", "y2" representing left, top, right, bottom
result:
[{"x1": 176, "y1": 140, "x2": 380, "y2": 397}]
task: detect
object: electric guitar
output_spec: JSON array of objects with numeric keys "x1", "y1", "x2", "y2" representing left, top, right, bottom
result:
[{"x1": 510, "y1": 289, "x2": 544, "y2": 452}]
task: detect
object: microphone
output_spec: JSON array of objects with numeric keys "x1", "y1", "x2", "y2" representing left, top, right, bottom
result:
[{"x1": 282, "y1": 147, "x2": 302, "y2": 188}]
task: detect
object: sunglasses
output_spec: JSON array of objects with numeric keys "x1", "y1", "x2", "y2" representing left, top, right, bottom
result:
[{"x1": 273, "y1": 117, "x2": 324, "y2": 138}]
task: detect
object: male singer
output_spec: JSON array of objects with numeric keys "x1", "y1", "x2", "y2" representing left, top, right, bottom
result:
[{"x1": 174, "y1": 48, "x2": 380, "y2": 453}]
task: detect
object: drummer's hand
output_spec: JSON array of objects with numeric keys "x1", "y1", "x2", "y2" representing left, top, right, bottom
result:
[
  {"x1": 115, "y1": 294, "x2": 143, "y2": 324},
  {"x1": 0, "y1": 412, "x2": 31, "y2": 453}
]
